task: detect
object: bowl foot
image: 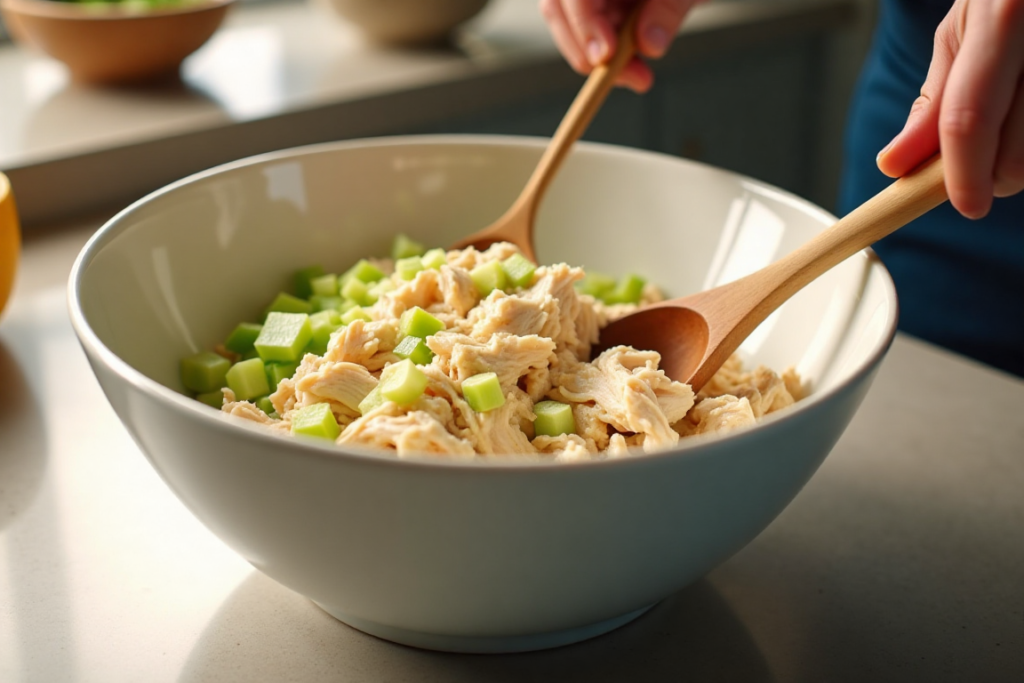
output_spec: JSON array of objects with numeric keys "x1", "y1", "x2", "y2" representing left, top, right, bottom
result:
[{"x1": 314, "y1": 602, "x2": 655, "y2": 653}]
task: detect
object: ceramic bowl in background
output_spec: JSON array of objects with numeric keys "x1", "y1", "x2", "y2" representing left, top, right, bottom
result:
[
  {"x1": 68, "y1": 136, "x2": 897, "y2": 653},
  {"x1": 316, "y1": 0, "x2": 490, "y2": 45},
  {"x1": 0, "y1": 0, "x2": 234, "y2": 85}
]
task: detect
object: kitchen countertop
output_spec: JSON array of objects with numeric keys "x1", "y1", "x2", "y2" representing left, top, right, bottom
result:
[
  {"x1": 1, "y1": 220, "x2": 1022, "y2": 681},
  {"x1": 1, "y1": 0, "x2": 868, "y2": 227}
]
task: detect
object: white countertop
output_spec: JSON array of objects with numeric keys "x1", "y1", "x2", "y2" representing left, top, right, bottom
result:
[
  {"x1": 2, "y1": 219, "x2": 1022, "y2": 681},
  {"x1": 1, "y1": 0, "x2": 868, "y2": 226}
]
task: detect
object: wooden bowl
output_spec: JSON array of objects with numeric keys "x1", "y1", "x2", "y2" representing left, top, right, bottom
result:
[{"x1": 0, "y1": 0, "x2": 235, "y2": 85}]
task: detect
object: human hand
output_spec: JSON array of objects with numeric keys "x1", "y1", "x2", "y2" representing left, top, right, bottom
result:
[
  {"x1": 876, "y1": 0, "x2": 1024, "y2": 219},
  {"x1": 538, "y1": 0, "x2": 705, "y2": 92}
]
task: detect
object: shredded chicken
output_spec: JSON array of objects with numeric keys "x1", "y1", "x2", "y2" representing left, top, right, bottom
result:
[{"x1": 220, "y1": 242, "x2": 804, "y2": 460}]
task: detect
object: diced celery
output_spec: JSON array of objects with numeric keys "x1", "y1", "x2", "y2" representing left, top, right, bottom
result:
[
  {"x1": 392, "y1": 233, "x2": 426, "y2": 260},
  {"x1": 393, "y1": 335, "x2": 434, "y2": 365},
  {"x1": 291, "y1": 403, "x2": 341, "y2": 440},
  {"x1": 344, "y1": 259, "x2": 386, "y2": 284},
  {"x1": 462, "y1": 372, "x2": 505, "y2": 412},
  {"x1": 255, "y1": 395, "x2": 275, "y2": 415},
  {"x1": 369, "y1": 279, "x2": 396, "y2": 300},
  {"x1": 395, "y1": 256, "x2": 424, "y2": 281},
  {"x1": 309, "y1": 294, "x2": 344, "y2": 312},
  {"x1": 421, "y1": 248, "x2": 447, "y2": 270},
  {"x1": 254, "y1": 312, "x2": 312, "y2": 362},
  {"x1": 576, "y1": 271, "x2": 616, "y2": 300},
  {"x1": 264, "y1": 360, "x2": 299, "y2": 388},
  {"x1": 604, "y1": 274, "x2": 646, "y2": 305},
  {"x1": 533, "y1": 400, "x2": 576, "y2": 437},
  {"x1": 195, "y1": 390, "x2": 225, "y2": 408},
  {"x1": 241, "y1": 349, "x2": 260, "y2": 360},
  {"x1": 357, "y1": 385, "x2": 385, "y2": 415},
  {"x1": 181, "y1": 351, "x2": 230, "y2": 393},
  {"x1": 341, "y1": 307, "x2": 373, "y2": 325},
  {"x1": 470, "y1": 260, "x2": 508, "y2": 296},
  {"x1": 309, "y1": 273, "x2": 339, "y2": 297},
  {"x1": 308, "y1": 311, "x2": 342, "y2": 355},
  {"x1": 379, "y1": 359, "x2": 427, "y2": 406},
  {"x1": 338, "y1": 298, "x2": 360, "y2": 314},
  {"x1": 341, "y1": 277, "x2": 373, "y2": 306},
  {"x1": 399, "y1": 306, "x2": 445, "y2": 339},
  {"x1": 226, "y1": 357, "x2": 270, "y2": 401},
  {"x1": 264, "y1": 291, "x2": 313, "y2": 316},
  {"x1": 293, "y1": 265, "x2": 325, "y2": 299},
  {"x1": 501, "y1": 253, "x2": 536, "y2": 288},
  {"x1": 223, "y1": 322, "x2": 263, "y2": 355}
]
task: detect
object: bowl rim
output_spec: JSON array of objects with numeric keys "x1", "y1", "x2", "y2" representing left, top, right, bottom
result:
[
  {"x1": 0, "y1": 0, "x2": 235, "y2": 21},
  {"x1": 67, "y1": 133, "x2": 898, "y2": 472}
]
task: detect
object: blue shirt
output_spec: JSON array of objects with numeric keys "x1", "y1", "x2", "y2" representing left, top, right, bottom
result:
[{"x1": 839, "y1": 0, "x2": 1024, "y2": 376}]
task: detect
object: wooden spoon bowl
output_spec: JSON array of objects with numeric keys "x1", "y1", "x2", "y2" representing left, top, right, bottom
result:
[{"x1": 596, "y1": 155, "x2": 949, "y2": 391}]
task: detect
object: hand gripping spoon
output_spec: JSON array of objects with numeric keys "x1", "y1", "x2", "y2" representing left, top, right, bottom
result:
[
  {"x1": 449, "y1": 8, "x2": 643, "y2": 262},
  {"x1": 596, "y1": 155, "x2": 948, "y2": 392}
]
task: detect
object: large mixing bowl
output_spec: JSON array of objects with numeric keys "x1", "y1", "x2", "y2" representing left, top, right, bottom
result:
[{"x1": 68, "y1": 136, "x2": 897, "y2": 653}]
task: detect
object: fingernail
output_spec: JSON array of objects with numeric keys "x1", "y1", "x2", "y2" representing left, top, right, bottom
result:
[
  {"x1": 876, "y1": 136, "x2": 896, "y2": 163},
  {"x1": 644, "y1": 24, "x2": 670, "y2": 57},
  {"x1": 586, "y1": 39, "x2": 606, "y2": 66}
]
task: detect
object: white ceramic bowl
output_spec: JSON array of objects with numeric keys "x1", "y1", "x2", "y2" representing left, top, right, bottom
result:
[{"x1": 68, "y1": 136, "x2": 897, "y2": 653}]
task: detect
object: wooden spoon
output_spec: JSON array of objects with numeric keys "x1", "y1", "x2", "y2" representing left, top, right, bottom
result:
[
  {"x1": 595, "y1": 155, "x2": 948, "y2": 392},
  {"x1": 450, "y1": 7, "x2": 643, "y2": 262}
]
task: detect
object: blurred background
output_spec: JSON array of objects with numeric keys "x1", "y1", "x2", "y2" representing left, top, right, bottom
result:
[{"x1": 0, "y1": 0, "x2": 878, "y2": 231}]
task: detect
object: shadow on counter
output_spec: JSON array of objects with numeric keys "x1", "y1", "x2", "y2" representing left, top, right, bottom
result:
[{"x1": 179, "y1": 571, "x2": 774, "y2": 682}]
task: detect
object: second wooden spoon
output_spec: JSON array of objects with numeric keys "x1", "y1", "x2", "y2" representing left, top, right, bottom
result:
[
  {"x1": 595, "y1": 155, "x2": 949, "y2": 392},
  {"x1": 449, "y1": 8, "x2": 642, "y2": 262}
]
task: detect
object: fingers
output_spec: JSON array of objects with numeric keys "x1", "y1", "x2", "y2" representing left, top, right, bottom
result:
[
  {"x1": 636, "y1": 0, "x2": 703, "y2": 59},
  {"x1": 994, "y1": 81, "x2": 1024, "y2": 198},
  {"x1": 937, "y1": 0, "x2": 1024, "y2": 218},
  {"x1": 877, "y1": 0, "x2": 1024, "y2": 219},
  {"x1": 875, "y1": 9, "x2": 957, "y2": 179},
  {"x1": 539, "y1": 0, "x2": 700, "y2": 92}
]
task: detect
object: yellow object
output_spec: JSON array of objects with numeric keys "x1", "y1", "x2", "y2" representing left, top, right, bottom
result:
[{"x1": 0, "y1": 172, "x2": 20, "y2": 317}]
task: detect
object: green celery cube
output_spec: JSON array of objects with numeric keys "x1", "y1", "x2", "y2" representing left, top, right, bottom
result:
[
  {"x1": 264, "y1": 292, "x2": 313, "y2": 317},
  {"x1": 224, "y1": 322, "x2": 263, "y2": 355},
  {"x1": 399, "y1": 306, "x2": 445, "y2": 339},
  {"x1": 181, "y1": 351, "x2": 230, "y2": 393},
  {"x1": 392, "y1": 233, "x2": 426, "y2": 260},
  {"x1": 310, "y1": 273, "x2": 339, "y2": 297},
  {"x1": 341, "y1": 307, "x2": 373, "y2": 325},
  {"x1": 265, "y1": 361, "x2": 299, "y2": 388},
  {"x1": 255, "y1": 396, "x2": 275, "y2": 415},
  {"x1": 358, "y1": 385, "x2": 385, "y2": 415},
  {"x1": 462, "y1": 372, "x2": 505, "y2": 412},
  {"x1": 501, "y1": 253, "x2": 536, "y2": 288},
  {"x1": 421, "y1": 248, "x2": 447, "y2": 270},
  {"x1": 395, "y1": 256, "x2": 424, "y2": 281},
  {"x1": 576, "y1": 271, "x2": 616, "y2": 299},
  {"x1": 379, "y1": 360, "x2": 428, "y2": 406},
  {"x1": 342, "y1": 277, "x2": 373, "y2": 306},
  {"x1": 254, "y1": 312, "x2": 312, "y2": 362},
  {"x1": 393, "y1": 335, "x2": 434, "y2": 365},
  {"x1": 344, "y1": 259, "x2": 385, "y2": 284},
  {"x1": 226, "y1": 357, "x2": 270, "y2": 401},
  {"x1": 369, "y1": 279, "x2": 395, "y2": 301},
  {"x1": 470, "y1": 260, "x2": 508, "y2": 296},
  {"x1": 293, "y1": 265, "x2": 325, "y2": 299},
  {"x1": 309, "y1": 294, "x2": 344, "y2": 312},
  {"x1": 195, "y1": 390, "x2": 225, "y2": 408},
  {"x1": 291, "y1": 403, "x2": 341, "y2": 440},
  {"x1": 604, "y1": 274, "x2": 646, "y2": 305},
  {"x1": 533, "y1": 400, "x2": 576, "y2": 437}
]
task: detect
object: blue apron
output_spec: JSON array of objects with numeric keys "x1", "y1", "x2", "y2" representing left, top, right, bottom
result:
[{"x1": 839, "y1": 0, "x2": 1024, "y2": 376}]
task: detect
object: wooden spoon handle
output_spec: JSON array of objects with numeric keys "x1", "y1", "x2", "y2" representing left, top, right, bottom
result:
[
  {"x1": 508, "y1": 8, "x2": 642, "y2": 220},
  {"x1": 692, "y1": 155, "x2": 948, "y2": 375}
]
